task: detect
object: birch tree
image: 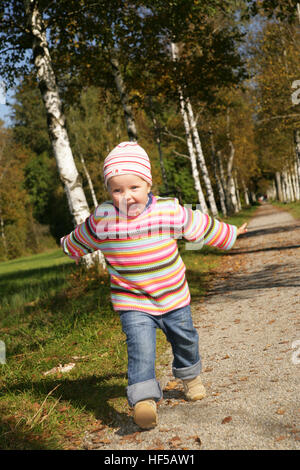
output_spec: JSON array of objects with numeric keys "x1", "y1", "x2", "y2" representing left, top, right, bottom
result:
[
  {"x1": 109, "y1": 55, "x2": 138, "y2": 142},
  {"x1": 171, "y1": 43, "x2": 208, "y2": 212},
  {"x1": 185, "y1": 97, "x2": 218, "y2": 216},
  {"x1": 0, "y1": 1, "x2": 106, "y2": 267}
]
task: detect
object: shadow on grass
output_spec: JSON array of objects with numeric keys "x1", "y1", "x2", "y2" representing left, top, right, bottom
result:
[
  {"x1": 0, "y1": 420, "x2": 55, "y2": 450},
  {"x1": 1, "y1": 371, "x2": 131, "y2": 448},
  {"x1": 0, "y1": 263, "x2": 75, "y2": 296}
]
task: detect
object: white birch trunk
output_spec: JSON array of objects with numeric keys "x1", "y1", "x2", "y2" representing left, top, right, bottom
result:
[
  {"x1": 275, "y1": 171, "x2": 283, "y2": 201},
  {"x1": 185, "y1": 98, "x2": 218, "y2": 216},
  {"x1": 216, "y1": 150, "x2": 227, "y2": 196},
  {"x1": 109, "y1": 55, "x2": 138, "y2": 142},
  {"x1": 282, "y1": 170, "x2": 291, "y2": 202},
  {"x1": 208, "y1": 127, "x2": 227, "y2": 216},
  {"x1": 225, "y1": 109, "x2": 239, "y2": 213},
  {"x1": 266, "y1": 180, "x2": 277, "y2": 201},
  {"x1": 178, "y1": 88, "x2": 208, "y2": 213},
  {"x1": 281, "y1": 172, "x2": 288, "y2": 201},
  {"x1": 287, "y1": 170, "x2": 295, "y2": 201},
  {"x1": 227, "y1": 175, "x2": 239, "y2": 213},
  {"x1": 0, "y1": 208, "x2": 8, "y2": 257},
  {"x1": 293, "y1": 160, "x2": 300, "y2": 200},
  {"x1": 234, "y1": 174, "x2": 242, "y2": 211},
  {"x1": 294, "y1": 130, "x2": 300, "y2": 190},
  {"x1": 171, "y1": 43, "x2": 207, "y2": 213},
  {"x1": 79, "y1": 152, "x2": 98, "y2": 208},
  {"x1": 241, "y1": 178, "x2": 250, "y2": 205},
  {"x1": 25, "y1": 0, "x2": 105, "y2": 269}
]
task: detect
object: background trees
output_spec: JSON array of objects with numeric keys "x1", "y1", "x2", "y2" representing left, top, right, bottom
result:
[{"x1": 0, "y1": 0, "x2": 299, "y2": 260}]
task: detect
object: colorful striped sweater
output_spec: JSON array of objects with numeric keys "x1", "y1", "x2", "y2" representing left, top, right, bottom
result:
[{"x1": 61, "y1": 195, "x2": 237, "y2": 315}]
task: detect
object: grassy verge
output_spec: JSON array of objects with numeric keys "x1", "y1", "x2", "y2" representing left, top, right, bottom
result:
[
  {"x1": 271, "y1": 201, "x2": 300, "y2": 220},
  {"x1": 0, "y1": 206, "x2": 255, "y2": 449}
]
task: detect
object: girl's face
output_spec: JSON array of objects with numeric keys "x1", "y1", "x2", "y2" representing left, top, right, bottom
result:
[{"x1": 108, "y1": 174, "x2": 151, "y2": 217}]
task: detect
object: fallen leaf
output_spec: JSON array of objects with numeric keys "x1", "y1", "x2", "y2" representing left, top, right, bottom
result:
[
  {"x1": 239, "y1": 376, "x2": 248, "y2": 381},
  {"x1": 221, "y1": 355, "x2": 230, "y2": 360},
  {"x1": 276, "y1": 409, "x2": 285, "y2": 415},
  {"x1": 275, "y1": 436, "x2": 286, "y2": 442},
  {"x1": 169, "y1": 436, "x2": 181, "y2": 448},
  {"x1": 121, "y1": 432, "x2": 141, "y2": 442},
  {"x1": 98, "y1": 438, "x2": 111, "y2": 444},
  {"x1": 164, "y1": 380, "x2": 179, "y2": 391},
  {"x1": 43, "y1": 363, "x2": 75, "y2": 376},
  {"x1": 221, "y1": 416, "x2": 232, "y2": 424}
]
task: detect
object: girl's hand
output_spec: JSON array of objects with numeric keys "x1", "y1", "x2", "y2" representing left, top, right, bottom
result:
[{"x1": 237, "y1": 223, "x2": 248, "y2": 236}]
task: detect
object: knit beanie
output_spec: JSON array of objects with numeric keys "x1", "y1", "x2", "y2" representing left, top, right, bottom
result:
[{"x1": 103, "y1": 141, "x2": 152, "y2": 187}]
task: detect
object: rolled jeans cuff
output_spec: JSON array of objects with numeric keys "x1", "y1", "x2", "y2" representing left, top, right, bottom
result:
[
  {"x1": 127, "y1": 378, "x2": 163, "y2": 407},
  {"x1": 172, "y1": 358, "x2": 202, "y2": 380}
]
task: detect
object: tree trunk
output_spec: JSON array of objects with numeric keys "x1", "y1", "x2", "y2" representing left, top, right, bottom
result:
[
  {"x1": 275, "y1": 171, "x2": 283, "y2": 201},
  {"x1": 208, "y1": 127, "x2": 227, "y2": 216},
  {"x1": 225, "y1": 109, "x2": 239, "y2": 214},
  {"x1": 294, "y1": 130, "x2": 300, "y2": 187},
  {"x1": 109, "y1": 55, "x2": 138, "y2": 142},
  {"x1": 185, "y1": 98, "x2": 218, "y2": 216},
  {"x1": 25, "y1": 0, "x2": 105, "y2": 268},
  {"x1": 287, "y1": 169, "x2": 295, "y2": 201},
  {"x1": 178, "y1": 87, "x2": 208, "y2": 213},
  {"x1": 171, "y1": 43, "x2": 208, "y2": 213},
  {"x1": 293, "y1": 160, "x2": 300, "y2": 200},
  {"x1": 266, "y1": 180, "x2": 277, "y2": 201},
  {"x1": 281, "y1": 172, "x2": 288, "y2": 201},
  {"x1": 79, "y1": 152, "x2": 98, "y2": 208},
  {"x1": 234, "y1": 173, "x2": 242, "y2": 211},
  {"x1": 0, "y1": 209, "x2": 8, "y2": 258},
  {"x1": 216, "y1": 150, "x2": 227, "y2": 196},
  {"x1": 241, "y1": 178, "x2": 250, "y2": 205}
]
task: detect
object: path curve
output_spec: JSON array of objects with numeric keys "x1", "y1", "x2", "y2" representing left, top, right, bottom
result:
[{"x1": 83, "y1": 204, "x2": 300, "y2": 450}]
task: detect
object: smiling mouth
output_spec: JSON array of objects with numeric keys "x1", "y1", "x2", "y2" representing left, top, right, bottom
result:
[{"x1": 127, "y1": 204, "x2": 143, "y2": 216}]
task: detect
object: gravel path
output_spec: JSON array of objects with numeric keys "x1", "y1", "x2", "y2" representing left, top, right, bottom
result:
[{"x1": 83, "y1": 204, "x2": 300, "y2": 450}]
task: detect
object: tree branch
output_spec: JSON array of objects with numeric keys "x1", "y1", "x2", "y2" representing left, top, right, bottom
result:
[
  {"x1": 162, "y1": 128, "x2": 186, "y2": 144},
  {"x1": 173, "y1": 150, "x2": 190, "y2": 160}
]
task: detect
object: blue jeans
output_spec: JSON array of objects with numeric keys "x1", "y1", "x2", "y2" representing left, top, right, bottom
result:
[{"x1": 119, "y1": 305, "x2": 201, "y2": 407}]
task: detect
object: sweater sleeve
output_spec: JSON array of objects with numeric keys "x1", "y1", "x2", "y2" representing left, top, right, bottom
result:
[
  {"x1": 60, "y1": 204, "x2": 111, "y2": 260},
  {"x1": 175, "y1": 199, "x2": 237, "y2": 250}
]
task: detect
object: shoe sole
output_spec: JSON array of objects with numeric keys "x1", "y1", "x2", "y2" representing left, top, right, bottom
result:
[{"x1": 186, "y1": 392, "x2": 206, "y2": 401}]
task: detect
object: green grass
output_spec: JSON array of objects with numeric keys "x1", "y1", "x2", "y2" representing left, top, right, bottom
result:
[
  {"x1": 271, "y1": 201, "x2": 300, "y2": 220},
  {"x1": 0, "y1": 207, "x2": 254, "y2": 449}
]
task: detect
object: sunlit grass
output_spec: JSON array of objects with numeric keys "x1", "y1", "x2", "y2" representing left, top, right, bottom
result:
[{"x1": 272, "y1": 201, "x2": 300, "y2": 220}]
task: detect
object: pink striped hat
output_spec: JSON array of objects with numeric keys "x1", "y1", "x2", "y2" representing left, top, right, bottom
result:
[{"x1": 103, "y1": 141, "x2": 152, "y2": 187}]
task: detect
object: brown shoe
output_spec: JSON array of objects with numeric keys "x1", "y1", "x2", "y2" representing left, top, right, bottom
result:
[
  {"x1": 133, "y1": 399, "x2": 157, "y2": 429},
  {"x1": 182, "y1": 376, "x2": 206, "y2": 401}
]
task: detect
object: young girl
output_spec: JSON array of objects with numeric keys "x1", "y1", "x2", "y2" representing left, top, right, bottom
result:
[{"x1": 61, "y1": 141, "x2": 247, "y2": 430}]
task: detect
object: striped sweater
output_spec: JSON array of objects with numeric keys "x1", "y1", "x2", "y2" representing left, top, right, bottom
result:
[{"x1": 61, "y1": 195, "x2": 237, "y2": 315}]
